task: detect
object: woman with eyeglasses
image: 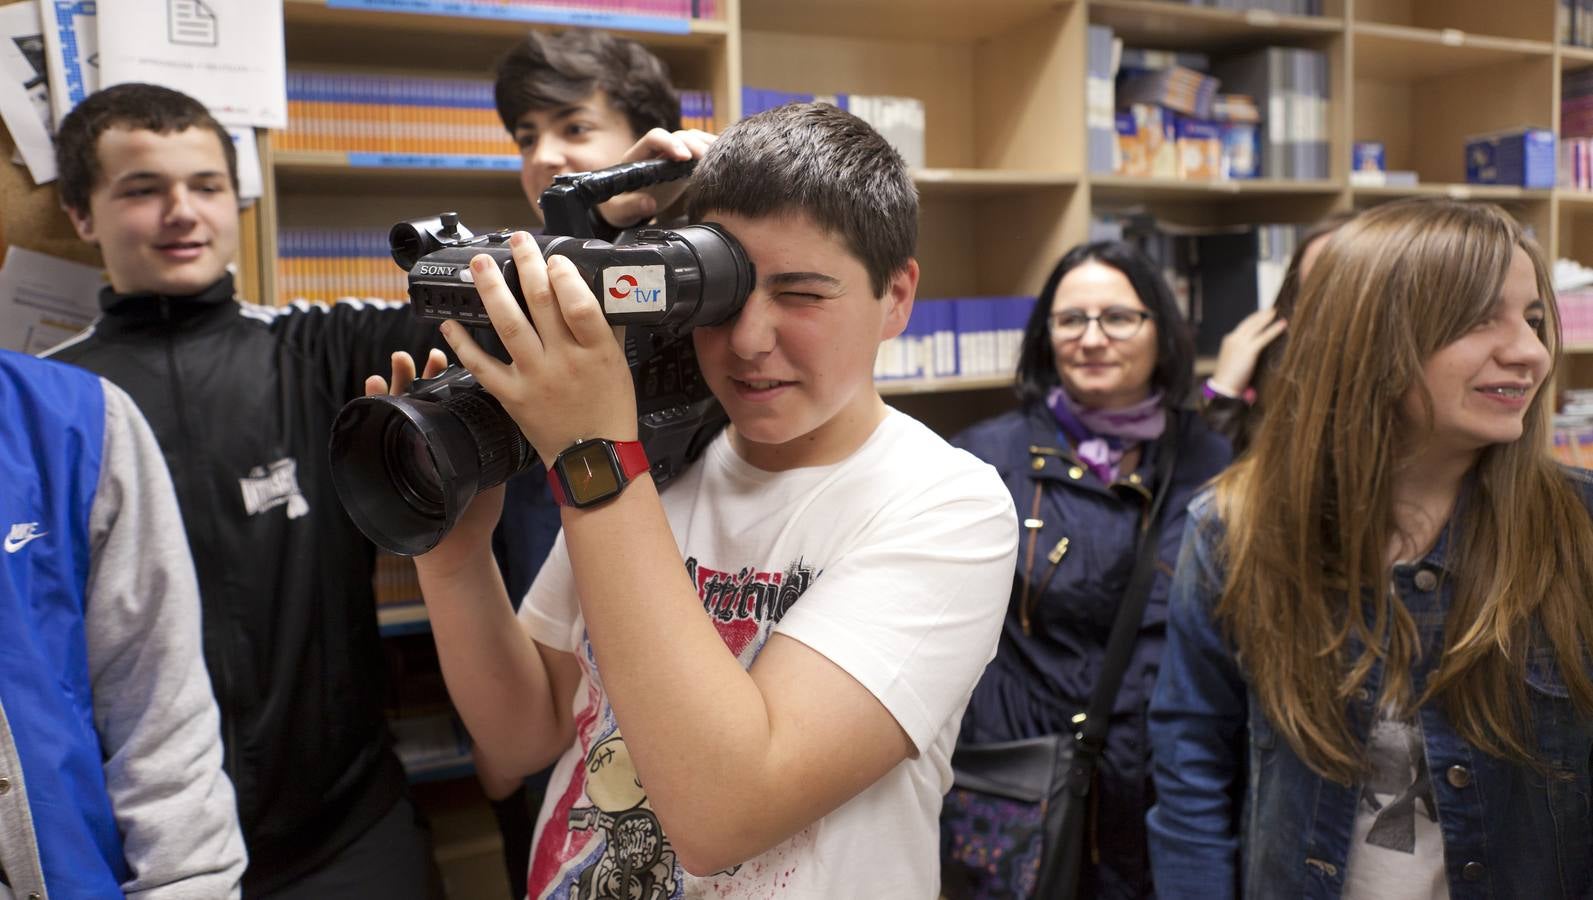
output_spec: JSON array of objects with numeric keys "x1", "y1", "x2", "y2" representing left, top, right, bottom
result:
[{"x1": 941, "y1": 241, "x2": 1232, "y2": 899}]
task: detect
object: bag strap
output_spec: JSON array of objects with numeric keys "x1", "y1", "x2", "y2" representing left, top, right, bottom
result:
[{"x1": 1065, "y1": 423, "x2": 1180, "y2": 795}]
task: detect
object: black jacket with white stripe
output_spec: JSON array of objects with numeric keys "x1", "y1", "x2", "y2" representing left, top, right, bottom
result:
[{"x1": 47, "y1": 274, "x2": 439, "y2": 893}]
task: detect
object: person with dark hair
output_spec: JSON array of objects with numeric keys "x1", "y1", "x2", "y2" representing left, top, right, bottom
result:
[
  {"x1": 494, "y1": 28, "x2": 713, "y2": 233},
  {"x1": 371, "y1": 101, "x2": 1017, "y2": 898},
  {"x1": 486, "y1": 28, "x2": 716, "y2": 893},
  {"x1": 1149, "y1": 197, "x2": 1593, "y2": 897},
  {"x1": 0, "y1": 348, "x2": 245, "y2": 898},
  {"x1": 1200, "y1": 211, "x2": 1356, "y2": 456},
  {"x1": 43, "y1": 82, "x2": 445, "y2": 898},
  {"x1": 945, "y1": 241, "x2": 1232, "y2": 898}
]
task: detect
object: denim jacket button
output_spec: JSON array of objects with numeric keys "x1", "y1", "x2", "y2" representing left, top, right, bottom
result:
[
  {"x1": 1068, "y1": 465, "x2": 1085, "y2": 480},
  {"x1": 1462, "y1": 861, "x2": 1485, "y2": 881},
  {"x1": 1414, "y1": 568, "x2": 1439, "y2": 591},
  {"x1": 1446, "y1": 765, "x2": 1472, "y2": 788}
]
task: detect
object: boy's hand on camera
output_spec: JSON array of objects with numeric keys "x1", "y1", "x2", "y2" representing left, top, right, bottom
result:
[
  {"x1": 1211, "y1": 307, "x2": 1287, "y2": 397},
  {"x1": 597, "y1": 127, "x2": 717, "y2": 229},
  {"x1": 442, "y1": 231, "x2": 638, "y2": 467},
  {"x1": 362, "y1": 348, "x2": 449, "y2": 397}
]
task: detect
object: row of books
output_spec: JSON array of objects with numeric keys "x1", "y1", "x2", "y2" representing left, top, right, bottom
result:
[
  {"x1": 274, "y1": 70, "x2": 714, "y2": 159},
  {"x1": 1553, "y1": 386, "x2": 1593, "y2": 466},
  {"x1": 1086, "y1": 28, "x2": 1329, "y2": 181},
  {"x1": 741, "y1": 88, "x2": 926, "y2": 170},
  {"x1": 1153, "y1": 0, "x2": 1323, "y2": 12},
  {"x1": 1558, "y1": 288, "x2": 1593, "y2": 346},
  {"x1": 334, "y1": 0, "x2": 719, "y2": 20},
  {"x1": 1559, "y1": 0, "x2": 1593, "y2": 47},
  {"x1": 278, "y1": 229, "x2": 408, "y2": 306},
  {"x1": 874, "y1": 297, "x2": 1036, "y2": 382},
  {"x1": 275, "y1": 71, "x2": 508, "y2": 157}
]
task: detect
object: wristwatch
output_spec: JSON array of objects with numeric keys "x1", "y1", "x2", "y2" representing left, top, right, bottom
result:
[{"x1": 546, "y1": 438, "x2": 651, "y2": 508}]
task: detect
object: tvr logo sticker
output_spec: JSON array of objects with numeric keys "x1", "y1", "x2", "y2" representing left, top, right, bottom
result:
[
  {"x1": 3, "y1": 522, "x2": 46, "y2": 553},
  {"x1": 602, "y1": 266, "x2": 666, "y2": 315}
]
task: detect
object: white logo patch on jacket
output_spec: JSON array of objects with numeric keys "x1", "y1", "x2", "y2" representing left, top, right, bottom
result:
[
  {"x1": 240, "y1": 458, "x2": 309, "y2": 519},
  {"x1": 3, "y1": 522, "x2": 46, "y2": 553}
]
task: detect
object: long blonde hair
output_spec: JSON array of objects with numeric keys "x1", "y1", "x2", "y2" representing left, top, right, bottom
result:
[{"x1": 1215, "y1": 198, "x2": 1593, "y2": 782}]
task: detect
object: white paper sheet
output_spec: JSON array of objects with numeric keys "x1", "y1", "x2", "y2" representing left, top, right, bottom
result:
[
  {"x1": 0, "y1": 2, "x2": 57, "y2": 183},
  {"x1": 228, "y1": 125, "x2": 260, "y2": 200},
  {"x1": 40, "y1": 0, "x2": 94, "y2": 127},
  {"x1": 98, "y1": 0, "x2": 285, "y2": 129},
  {"x1": 0, "y1": 246, "x2": 105, "y2": 354}
]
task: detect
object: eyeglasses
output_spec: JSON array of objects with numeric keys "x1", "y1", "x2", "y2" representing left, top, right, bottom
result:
[{"x1": 1048, "y1": 307, "x2": 1154, "y2": 341}]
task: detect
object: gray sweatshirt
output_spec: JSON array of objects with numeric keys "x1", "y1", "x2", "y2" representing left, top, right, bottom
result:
[{"x1": 0, "y1": 378, "x2": 246, "y2": 899}]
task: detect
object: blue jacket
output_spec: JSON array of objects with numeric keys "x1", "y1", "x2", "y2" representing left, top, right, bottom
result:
[
  {"x1": 1149, "y1": 485, "x2": 1593, "y2": 900},
  {"x1": 952, "y1": 403, "x2": 1232, "y2": 899},
  {"x1": 0, "y1": 351, "x2": 126, "y2": 895}
]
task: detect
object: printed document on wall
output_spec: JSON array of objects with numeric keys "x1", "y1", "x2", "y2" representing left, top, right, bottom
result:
[
  {"x1": 0, "y1": 2, "x2": 58, "y2": 183},
  {"x1": 98, "y1": 0, "x2": 285, "y2": 129},
  {"x1": 41, "y1": 0, "x2": 95, "y2": 126},
  {"x1": 0, "y1": 247, "x2": 105, "y2": 355}
]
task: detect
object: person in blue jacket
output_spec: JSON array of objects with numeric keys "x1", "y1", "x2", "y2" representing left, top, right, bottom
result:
[
  {"x1": 947, "y1": 240, "x2": 1232, "y2": 898},
  {"x1": 1148, "y1": 197, "x2": 1593, "y2": 899},
  {"x1": 0, "y1": 347, "x2": 245, "y2": 897}
]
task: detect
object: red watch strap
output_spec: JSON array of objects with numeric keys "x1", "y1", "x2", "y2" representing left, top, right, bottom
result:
[
  {"x1": 615, "y1": 439, "x2": 651, "y2": 481},
  {"x1": 546, "y1": 440, "x2": 650, "y2": 507}
]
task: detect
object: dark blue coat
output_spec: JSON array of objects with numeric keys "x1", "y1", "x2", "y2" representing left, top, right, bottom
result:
[{"x1": 951, "y1": 403, "x2": 1232, "y2": 900}]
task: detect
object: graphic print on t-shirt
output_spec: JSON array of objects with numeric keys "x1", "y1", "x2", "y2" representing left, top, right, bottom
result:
[
  {"x1": 1341, "y1": 717, "x2": 1449, "y2": 900},
  {"x1": 528, "y1": 556, "x2": 822, "y2": 900},
  {"x1": 1359, "y1": 719, "x2": 1437, "y2": 853}
]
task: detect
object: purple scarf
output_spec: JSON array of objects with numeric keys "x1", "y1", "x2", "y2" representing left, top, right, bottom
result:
[{"x1": 1046, "y1": 387, "x2": 1167, "y2": 484}]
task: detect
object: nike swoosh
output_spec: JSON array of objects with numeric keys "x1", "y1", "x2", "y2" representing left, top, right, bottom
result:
[{"x1": 3, "y1": 532, "x2": 44, "y2": 553}]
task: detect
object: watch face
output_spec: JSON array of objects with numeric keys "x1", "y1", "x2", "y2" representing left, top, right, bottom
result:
[{"x1": 562, "y1": 441, "x2": 622, "y2": 505}]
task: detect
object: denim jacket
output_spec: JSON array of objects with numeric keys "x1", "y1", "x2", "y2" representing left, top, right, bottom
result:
[{"x1": 1148, "y1": 486, "x2": 1593, "y2": 900}]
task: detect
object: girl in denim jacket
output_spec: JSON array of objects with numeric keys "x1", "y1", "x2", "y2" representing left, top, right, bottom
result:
[{"x1": 1148, "y1": 197, "x2": 1593, "y2": 900}]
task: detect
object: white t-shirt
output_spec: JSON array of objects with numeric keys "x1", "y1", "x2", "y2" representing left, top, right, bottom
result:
[
  {"x1": 1342, "y1": 717, "x2": 1450, "y2": 900},
  {"x1": 517, "y1": 409, "x2": 1017, "y2": 899}
]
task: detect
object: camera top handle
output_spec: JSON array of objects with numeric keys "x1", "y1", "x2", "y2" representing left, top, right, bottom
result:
[{"x1": 541, "y1": 158, "x2": 698, "y2": 240}]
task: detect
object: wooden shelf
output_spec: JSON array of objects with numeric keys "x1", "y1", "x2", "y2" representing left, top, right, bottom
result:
[
  {"x1": 1354, "y1": 23, "x2": 1553, "y2": 80},
  {"x1": 378, "y1": 603, "x2": 430, "y2": 636},
  {"x1": 284, "y1": 0, "x2": 729, "y2": 46},
  {"x1": 1562, "y1": 44, "x2": 1593, "y2": 66},
  {"x1": 1558, "y1": 189, "x2": 1593, "y2": 208},
  {"x1": 1091, "y1": 175, "x2": 1343, "y2": 202},
  {"x1": 1353, "y1": 183, "x2": 1553, "y2": 202},
  {"x1": 740, "y1": 0, "x2": 1065, "y2": 42},
  {"x1": 877, "y1": 374, "x2": 1014, "y2": 396},
  {"x1": 914, "y1": 169, "x2": 1078, "y2": 197},
  {"x1": 1089, "y1": 0, "x2": 1343, "y2": 50}
]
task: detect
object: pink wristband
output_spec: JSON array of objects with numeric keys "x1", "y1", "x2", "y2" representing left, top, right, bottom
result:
[{"x1": 1203, "y1": 378, "x2": 1257, "y2": 406}]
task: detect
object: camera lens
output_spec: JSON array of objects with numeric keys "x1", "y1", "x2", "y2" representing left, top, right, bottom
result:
[{"x1": 384, "y1": 418, "x2": 444, "y2": 516}]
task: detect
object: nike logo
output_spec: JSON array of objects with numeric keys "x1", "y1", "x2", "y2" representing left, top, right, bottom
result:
[{"x1": 4, "y1": 522, "x2": 46, "y2": 553}]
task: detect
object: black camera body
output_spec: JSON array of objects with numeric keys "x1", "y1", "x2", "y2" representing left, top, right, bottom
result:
[{"x1": 329, "y1": 159, "x2": 753, "y2": 556}]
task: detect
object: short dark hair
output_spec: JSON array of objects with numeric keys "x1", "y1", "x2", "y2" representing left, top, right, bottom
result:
[
  {"x1": 55, "y1": 82, "x2": 237, "y2": 215},
  {"x1": 493, "y1": 30, "x2": 680, "y2": 138},
  {"x1": 687, "y1": 102, "x2": 917, "y2": 297},
  {"x1": 1014, "y1": 240, "x2": 1195, "y2": 410}
]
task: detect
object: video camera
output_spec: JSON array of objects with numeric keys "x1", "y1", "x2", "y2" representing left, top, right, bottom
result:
[{"x1": 329, "y1": 158, "x2": 755, "y2": 556}]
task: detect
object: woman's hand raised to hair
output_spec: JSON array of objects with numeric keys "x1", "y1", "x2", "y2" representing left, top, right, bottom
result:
[{"x1": 1210, "y1": 307, "x2": 1288, "y2": 397}]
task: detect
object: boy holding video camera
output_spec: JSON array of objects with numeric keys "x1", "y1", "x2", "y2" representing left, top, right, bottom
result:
[{"x1": 382, "y1": 101, "x2": 1018, "y2": 897}]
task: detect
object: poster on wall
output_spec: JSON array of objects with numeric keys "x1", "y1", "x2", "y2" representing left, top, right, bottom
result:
[
  {"x1": 0, "y1": 2, "x2": 58, "y2": 183},
  {"x1": 0, "y1": 246, "x2": 105, "y2": 355},
  {"x1": 40, "y1": 0, "x2": 94, "y2": 126},
  {"x1": 98, "y1": 0, "x2": 285, "y2": 129}
]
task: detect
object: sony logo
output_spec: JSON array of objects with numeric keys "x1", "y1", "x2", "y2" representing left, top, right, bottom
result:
[{"x1": 417, "y1": 263, "x2": 458, "y2": 276}]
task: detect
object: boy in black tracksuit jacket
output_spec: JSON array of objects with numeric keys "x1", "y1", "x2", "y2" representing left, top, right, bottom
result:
[{"x1": 45, "y1": 84, "x2": 444, "y2": 897}]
